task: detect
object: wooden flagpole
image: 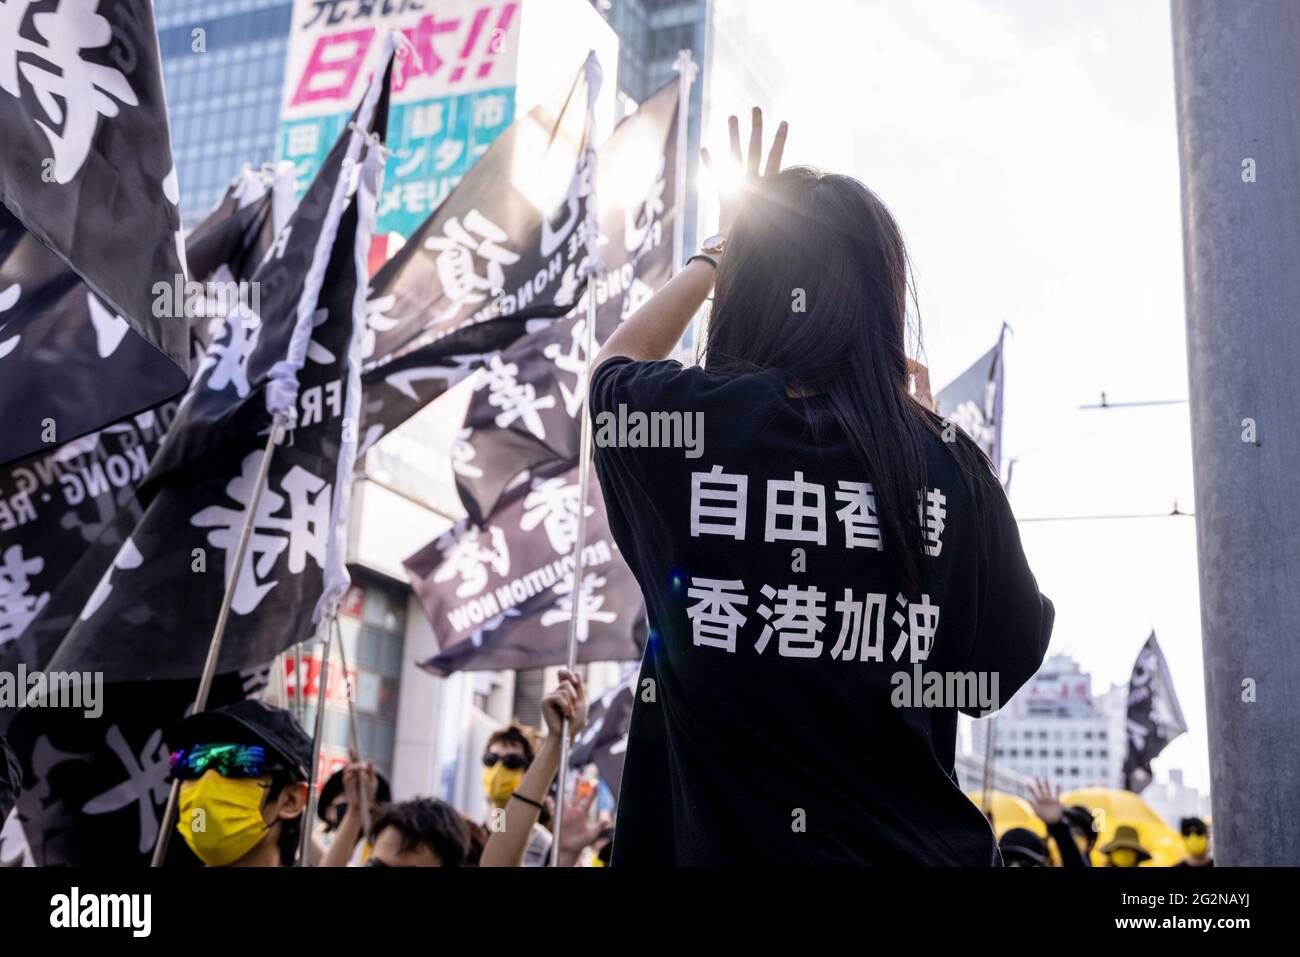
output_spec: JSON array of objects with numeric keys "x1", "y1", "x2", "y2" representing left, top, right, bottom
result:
[
  {"x1": 151, "y1": 421, "x2": 284, "y2": 866},
  {"x1": 297, "y1": 611, "x2": 334, "y2": 866}
]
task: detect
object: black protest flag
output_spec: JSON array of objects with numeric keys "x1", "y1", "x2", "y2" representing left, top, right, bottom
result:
[
  {"x1": 4, "y1": 667, "x2": 270, "y2": 866},
  {"x1": 453, "y1": 79, "x2": 681, "y2": 524},
  {"x1": 354, "y1": 54, "x2": 604, "y2": 456},
  {"x1": 0, "y1": 0, "x2": 190, "y2": 465},
  {"x1": 1122, "y1": 631, "x2": 1187, "y2": 793},
  {"x1": 0, "y1": 206, "x2": 183, "y2": 469},
  {"x1": 935, "y1": 326, "x2": 1007, "y2": 473},
  {"x1": 570, "y1": 665, "x2": 635, "y2": 801},
  {"x1": 0, "y1": 161, "x2": 298, "y2": 688},
  {"x1": 35, "y1": 41, "x2": 397, "y2": 684},
  {"x1": 0, "y1": 404, "x2": 178, "y2": 679},
  {"x1": 185, "y1": 162, "x2": 298, "y2": 354},
  {"x1": 0, "y1": 730, "x2": 19, "y2": 824},
  {"x1": 406, "y1": 463, "x2": 644, "y2": 674}
]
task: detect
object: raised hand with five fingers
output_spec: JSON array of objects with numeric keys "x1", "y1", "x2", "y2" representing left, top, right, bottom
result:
[{"x1": 701, "y1": 107, "x2": 789, "y2": 234}]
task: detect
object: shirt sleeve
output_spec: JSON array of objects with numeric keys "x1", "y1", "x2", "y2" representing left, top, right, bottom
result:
[
  {"x1": 589, "y1": 355, "x2": 690, "y2": 419},
  {"x1": 960, "y1": 470, "x2": 1055, "y2": 717},
  {"x1": 1046, "y1": 818, "x2": 1089, "y2": 868},
  {"x1": 589, "y1": 356, "x2": 697, "y2": 581}
]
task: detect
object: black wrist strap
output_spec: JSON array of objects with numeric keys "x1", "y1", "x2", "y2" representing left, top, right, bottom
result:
[
  {"x1": 510, "y1": 792, "x2": 545, "y2": 810},
  {"x1": 685, "y1": 253, "x2": 718, "y2": 270}
]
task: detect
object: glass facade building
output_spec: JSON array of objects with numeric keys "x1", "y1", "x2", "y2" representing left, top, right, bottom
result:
[
  {"x1": 298, "y1": 573, "x2": 408, "y2": 782},
  {"x1": 156, "y1": 0, "x2": 294, "y2": 227}
]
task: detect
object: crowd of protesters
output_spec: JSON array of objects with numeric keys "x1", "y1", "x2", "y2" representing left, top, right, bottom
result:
[
  {"x1": 153, "y1": 670, "x2": 604, "y2": 868},
  {"x1": 995, "y1": 777, "x2": 1214, "y2": 868},
  {"x1": 0, "y1": 669, "x2": 1213, "y2": 868},
  {"x1": 133, "y1": 667, "x2": 1211, "y2": 868}
]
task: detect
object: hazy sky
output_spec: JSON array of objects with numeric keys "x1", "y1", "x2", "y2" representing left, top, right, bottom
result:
[{"x1": 704, "y1": 0, "x2": 1207, "y2": 791}]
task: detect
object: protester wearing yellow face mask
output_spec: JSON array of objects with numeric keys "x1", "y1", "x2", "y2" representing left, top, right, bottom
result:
[
  {"x1": 166, "y1": 700, "x2": 312, "y2": 867},
  {"x1": 482, "y1": 721, "x2": 552, "y2": 866},
  {"x1": 1176, "y1": 816, "x2": 1214, "y2": 867},
  {"x1": 1099, "y1": 825, "x2": 1153, "y2": 868}
]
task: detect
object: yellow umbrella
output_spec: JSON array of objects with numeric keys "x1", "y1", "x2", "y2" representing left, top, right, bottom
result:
[
  {"x1": 964, "y1": 790, "x2": 1048, "y2": 840},
  {"x1": 1062, "y1": 788, "x2": 1185, "y2": 867}
]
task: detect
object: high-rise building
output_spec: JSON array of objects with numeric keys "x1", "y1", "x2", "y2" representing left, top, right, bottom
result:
[
  {"x1": 1143, "y1": 768, "x2": 1212, "y2": 829},
  {"x1": 966, "y1": 654, "x2": 1127, "y2": 791},
  {"x1": 156, "y1": 0, "x2": 294, "y2": 227}
]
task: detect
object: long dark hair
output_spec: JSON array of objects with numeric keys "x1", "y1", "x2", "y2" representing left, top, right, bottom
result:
[{"x1": 702, "y1": 167, "x2": 992, "y2": 593}]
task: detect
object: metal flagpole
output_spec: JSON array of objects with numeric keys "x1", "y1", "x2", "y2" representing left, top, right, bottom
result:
[
  {"x1": 548, "y1": 252, "x2": 600, "y2": 867},
  {"x1": 297, "y1": 611, "x2": 335, "y2": 866},
  {"x1": 549, "y1": 50, "x2": 606, "y2": 867},
  {"x1": 670, "y1": 49, "x2": 696, "y2": 279},
  {"x1": 292, "y1": 640, "x2": 304, "y2": 722},
  {"x1": 268, "y1": 649, "x2": 288, "y2": 707},
  {"x1": 151, "y1": 421, "x2": 285, "y2": 866},
  {"x1": 332, "y1": 614, "x2": 372, "y2": 838}
]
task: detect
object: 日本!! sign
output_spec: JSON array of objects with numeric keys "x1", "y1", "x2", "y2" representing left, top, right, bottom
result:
[{"x1": 278, "y1": 0, "x2": 521, "y2": 237}]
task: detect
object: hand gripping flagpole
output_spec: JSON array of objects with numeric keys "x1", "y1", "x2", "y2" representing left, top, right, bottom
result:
[
  {"x1": 550, "y1": 51, "x2": 604, "y2": 867},
  {"x1": 151, "y1": 418, "x2": 287, "y2": 866},
  {"x1": 332, "y1": 614, "x2": 372, "y2": 838}
]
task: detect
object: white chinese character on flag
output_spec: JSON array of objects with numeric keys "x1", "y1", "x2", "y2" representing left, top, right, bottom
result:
[
  {"x1": 0, "y1": 282, "x2": 23, "y2": 359},
  {"x1": 202, "y1": 305, "x2": 262, "y2": 397},
  {"x1": 520, "y1": 476, "x2": 592, "y2": 556},
  {"x1": 624, "y1": 156, "x2": 666, "y2": 253},
  {"x1": 433, "y1": 526, "x2": 509, "y2": 598},
  {"x1": 449, "y1": 427, "x2": 483, "y2": 479},
  {"x1": 424, "y1": 210, "x2": 520, "y2": 308},
  {"x1": 0, "y1": 544, "x2": 50, "y2": 646},
  {"x1": 479, "y1": 355, "x2": 555, "y2": 440},
  {"x1": 191, "y1": 453, "x2": 332, "y2": 615},
  {"x1": 542, "y1": 319, "x2": 589, "y2": 418},
  {"x1": 80, "y1": 725, "x2": 170, "y2": 853},
  {"x1": 540, "y1": 572, "x2": 617, "y2": 644},
  {"x1": 0, "y1": 0, "x2": 139, "y2": 183}
]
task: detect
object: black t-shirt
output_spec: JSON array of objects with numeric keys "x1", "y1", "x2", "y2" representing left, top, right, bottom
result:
[{"x1": 591, "y1": 356, "x2": 1054, "y2": 866}]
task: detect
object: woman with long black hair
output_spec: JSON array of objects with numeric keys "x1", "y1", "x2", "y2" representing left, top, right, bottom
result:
[{"x1": 590, "y1": 110, "x2": 1053, "y2": 865}]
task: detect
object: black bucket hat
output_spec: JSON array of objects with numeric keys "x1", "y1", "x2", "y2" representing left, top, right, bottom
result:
[
  {"x1": 999, "y1": 827, "x2": 1049, "y2": 866},
  {"x1": 318, "y1": 765, "x2": 392, "y2": 824}
]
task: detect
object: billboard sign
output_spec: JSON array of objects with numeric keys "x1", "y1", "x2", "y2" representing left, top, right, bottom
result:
[{"x1": 279, "y1": 0, "x2": 521, "y2": 236}]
